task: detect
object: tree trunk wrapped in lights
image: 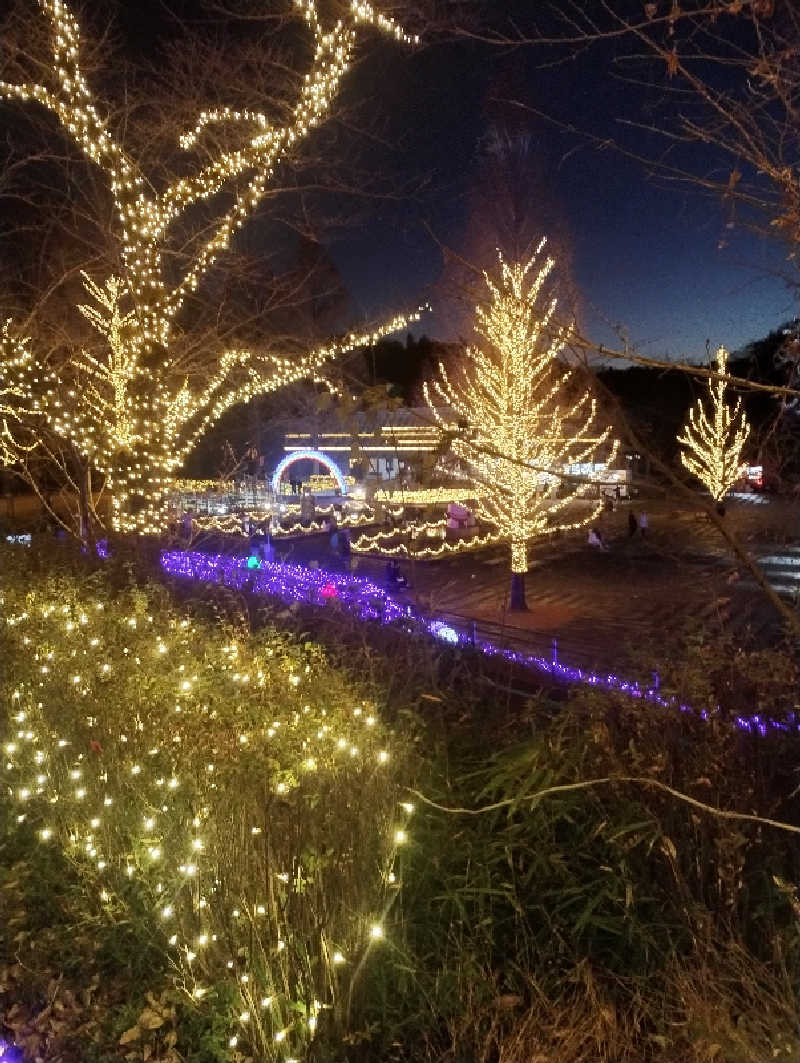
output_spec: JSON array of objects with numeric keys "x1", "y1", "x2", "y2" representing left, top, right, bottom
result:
[
  {"x1": 679, "y1": 345, "x2": 750, "y2": 505},
  {"x1": 0, "y1": 0, "x2": 419, "y2": 535},
  {"x1": 425, "y1": 240, "x2": 617, "y2": 610}
]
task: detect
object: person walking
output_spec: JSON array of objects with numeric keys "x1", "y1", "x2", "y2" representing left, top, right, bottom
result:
[
  {"x1": 638, "y1": 511, "x2": 649, "y2": 538},
  {"x1": 590, "y1": 526, "x2": 609, "y2": 551},
  {"x1": 628, "y1": 511, "x2": 638, "y2": 537}
]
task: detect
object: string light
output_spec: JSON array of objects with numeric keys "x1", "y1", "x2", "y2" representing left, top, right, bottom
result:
[
  {"x1": 352, "y1": 525, "x2": 502, "y2": 559},
  {"x1": 373, "y1": 487, "x2": 482, "y2": 505},
  {"x1": 0, "y1": 0, "x2": 420, "y2": 534},
  {"x1": 191, "y1": 510, "x2": 375, "y2": 538},
  {"x1": 273, "y1": 449, "x2": 348, "y2": 495},
  {"x1": 161, "y1": 550, "x2": 409, "y2": 624},
  {"x1": 424, "y1": 240, "x2": 618, "y2": 598},
  {"x1": 679, "y1": 345, "x2": 750, "y2": 503},
  {"x1": 0, "y1": 324, "x2": 45, "y2": 464},
  {"x1": 160, "y1": 547, "x2": 800, "y2": 737},
  {"x1": 1, "y1": 571, "x2": 413, "y2": 1059}
]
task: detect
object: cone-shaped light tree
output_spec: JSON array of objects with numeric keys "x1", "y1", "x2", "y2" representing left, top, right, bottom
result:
[
  {"x1": 679, "y1": 344, "x2": 750, "y2": 506},
  {"x1": 425, "y1": 240, "x2": 618, "y2": 610},
  {"x1": 0, "y1": 0, "x2": 419, "y2": 535}
]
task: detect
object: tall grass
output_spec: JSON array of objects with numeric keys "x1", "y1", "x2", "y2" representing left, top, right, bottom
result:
[
  {"x1": 4, "y1": 542, "x2": 800, "y2": 1063},
  {"x1": 0, "y1": 545, "x2": 411, "y2": 1061},
  {"x1": 353, "y1": 656, "x2": 800, "y2": 1063}
]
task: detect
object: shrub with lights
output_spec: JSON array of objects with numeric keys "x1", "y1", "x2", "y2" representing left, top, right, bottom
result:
[{"x1": 0, "y1": 555, "x2": 411, "y2": 1061}]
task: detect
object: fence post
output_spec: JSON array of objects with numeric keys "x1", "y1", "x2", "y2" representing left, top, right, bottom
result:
[{"x1": 471, "y1": 620, "x2": 478, "y2": 647}]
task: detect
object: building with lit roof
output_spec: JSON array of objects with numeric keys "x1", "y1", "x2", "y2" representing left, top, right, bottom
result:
[
  {"x1": 280, "y1": 405, "x2": 628, "y2": 496},
  {"x1": 282, "y1": 407, "x2": 457, "y2": 486}
]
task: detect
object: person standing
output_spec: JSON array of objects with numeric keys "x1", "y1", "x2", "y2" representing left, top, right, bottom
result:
[
  {"x1": 628, "y1": 511, "x2": 637, "y2": 537},
  {"x1": 638, "y1": 511, "x2": 649, "y2": 537}
]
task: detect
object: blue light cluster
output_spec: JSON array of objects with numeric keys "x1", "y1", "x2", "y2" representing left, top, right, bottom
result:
[{"x1": 159, "y1": 550, "x2": 796, "y2": 737}]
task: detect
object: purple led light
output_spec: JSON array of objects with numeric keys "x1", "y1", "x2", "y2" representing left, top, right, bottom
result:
[
  {"x1": 159, "y1": 550, "x2": 798, "y2": 738},
  {"x1": 160, "y1": 550, "x2": 408, "y2": 625},
  {"x1": 0, "y1": 1040, "x2": 20, "y2": 1063}
]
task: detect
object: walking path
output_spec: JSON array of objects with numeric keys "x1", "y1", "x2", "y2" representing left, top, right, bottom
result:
[{"x1": 334, "y1": 498, "x2": 793, "y2": 671}]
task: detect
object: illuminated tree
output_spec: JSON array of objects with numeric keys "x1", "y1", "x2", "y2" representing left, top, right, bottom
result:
[
  {"x1": 0, "y1": 0, "x2": 419, "y2": 535},
  {"x1": 425, "y1": 240, "x2": 618, "y2": 611},
  {"x1": 0, "y1": 324, "x2": 40, "y2": 464},
  {"x1": 679, "y1": 344, "x2": 750, "y2": 505},
  {"x1": 0, "y1": 326, "x2": 91, "y2": 525}
]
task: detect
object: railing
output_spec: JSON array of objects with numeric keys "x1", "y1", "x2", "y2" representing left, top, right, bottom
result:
[{"x1": 428, "y1": 609, "x2": 619, "y2": 675}]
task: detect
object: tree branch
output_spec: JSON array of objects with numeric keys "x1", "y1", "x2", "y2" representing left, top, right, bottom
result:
[{"x1": 410, "y1": 776, "x2": 800, "y2": 835}]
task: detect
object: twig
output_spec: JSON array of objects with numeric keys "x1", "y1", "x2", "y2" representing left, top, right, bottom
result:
[{"x1": 410, "y1": 777, "x2": 800, "y2": 835}]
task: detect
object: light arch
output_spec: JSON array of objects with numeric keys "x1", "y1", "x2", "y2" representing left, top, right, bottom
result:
[{"x1": 272, "y1": 449, "x2": 348, "y2": 495}]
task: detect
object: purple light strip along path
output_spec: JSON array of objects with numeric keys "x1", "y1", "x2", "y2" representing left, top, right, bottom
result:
[{"x1": 159, "y1": 550, "x2": 794, "y2": 737}]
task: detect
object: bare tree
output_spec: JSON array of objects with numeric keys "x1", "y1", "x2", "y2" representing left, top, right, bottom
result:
[
  {"x1": 0, "y1": 0, "x2": 420, "y2": 536},
  {"x1": 452, "y1": 0, "x2": 800, "y2": 311}
]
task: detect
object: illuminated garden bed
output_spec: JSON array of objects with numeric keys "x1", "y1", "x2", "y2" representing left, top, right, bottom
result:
[{"x1": 159, "y1": 550, "x2": 797, "y2": 737}]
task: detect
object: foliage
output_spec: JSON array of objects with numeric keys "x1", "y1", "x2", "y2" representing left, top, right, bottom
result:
[
  {"x1": 352, "y1": 637, "x2": 800, "y2": 1063},
  {"x1": 0, "y1": 545, "x2": 410, "y2": 1062},
  {"x1": 0, "y1": 802, "x2": 234, "y2": 1063},
  {"x1": 4, "y1": 542, "x2": 800, "y2": 1063}
]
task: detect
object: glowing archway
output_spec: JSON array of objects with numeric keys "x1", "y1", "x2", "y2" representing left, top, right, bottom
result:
[{"x1": 272, "y1": 449, "x2": 348, "y2": 495}]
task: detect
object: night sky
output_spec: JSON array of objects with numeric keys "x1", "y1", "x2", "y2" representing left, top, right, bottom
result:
[
  {"x1": 9, "y1": 0, "x2": 797, "y2": 363},
  {"x1": 327, "y1": 15, "x2": 797, "y2": 363}
]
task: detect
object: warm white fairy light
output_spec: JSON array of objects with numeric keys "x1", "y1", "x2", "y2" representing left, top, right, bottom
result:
[
  {"x1": 373, "y1": 487, "x2": 481, "y2": 505},
  {"x1": 1, "y1": 576, "x2": 413, "y2": 1059},
  {"x1": 679, "y1": 345, "x2": 750, "y2": 503},
  {"x1": 424, "y1": 240, "x2": 618, "y2": 601},
  {"x1": 352, "y1": 525, "x2": 500, "y2": 559},
  {"x1": 0, "y1": 0, "x2": 420, "y2": 534},
  {"x1": 191, "y1": 509, "x2": 376, "y2": 538},
  {"x1": 0, "y1": 323, "x2": 45, "y2": 464}
]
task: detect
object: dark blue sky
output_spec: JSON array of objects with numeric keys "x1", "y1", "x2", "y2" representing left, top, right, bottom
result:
[
  {"x1": 329, "y1": 23, "x2": 797, "y2": 362},
  {"x1": 109, "y1": 0, "x2": 798, "y2": 362}
]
